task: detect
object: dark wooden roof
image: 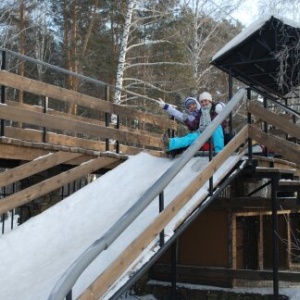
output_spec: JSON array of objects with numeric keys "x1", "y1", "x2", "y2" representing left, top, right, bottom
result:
[{"x1": 211, "y1": 15, "x2": 300, "y2": 99}]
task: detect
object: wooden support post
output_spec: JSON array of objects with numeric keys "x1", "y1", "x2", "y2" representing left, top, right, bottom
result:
[
  {"x1": 228, "y1": 212, "x2": 237, "y2": 287},
  {"x1": 286, "y1": 214, "x2": 291, "y2": 269},
  {"x1": 258, "y1": 213, "x2": 264, "y2": 270}
]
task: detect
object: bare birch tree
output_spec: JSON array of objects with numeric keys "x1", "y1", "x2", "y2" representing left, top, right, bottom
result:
[
  {"x1": 111, "y1": 0, "x2": 243, "y2": 115},
  {"x1": 111, "y1": 0, "x2": 180, "y2": 123},
  {"x1": 113, "y1": 0, "x2": 137, "y2": 106},
  {"x1": 178, "y1": 0, "x2": 244, "y2": 97}
]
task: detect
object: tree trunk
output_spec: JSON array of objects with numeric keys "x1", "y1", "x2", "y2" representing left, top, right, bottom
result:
[
  {"x1": 113, "y1": 0, "x2": 137, "y2": 105},
  {"x1": 19, "y1": 0, "x2": 25, "y2": 104}
]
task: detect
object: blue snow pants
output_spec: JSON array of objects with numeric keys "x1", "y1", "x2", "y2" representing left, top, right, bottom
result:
[{"x1": 168, "y1": 125, "x2": 224, "y2": 153}]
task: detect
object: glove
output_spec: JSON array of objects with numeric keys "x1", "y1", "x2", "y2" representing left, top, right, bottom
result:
[
  {"x1": 157, "y1": 98, "x2": 166, "y2": 108},
  {"x1": 182, "y1": 113, "x2": 189, "y2": 121},
  {"x1": 199, "y1": 125, "x2": 206, "y2": 133}
]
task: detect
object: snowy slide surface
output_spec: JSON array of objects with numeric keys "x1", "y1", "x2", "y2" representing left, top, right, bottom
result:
[{"x1": 0, "y1": 152, "x2": 240, "y2": 300}]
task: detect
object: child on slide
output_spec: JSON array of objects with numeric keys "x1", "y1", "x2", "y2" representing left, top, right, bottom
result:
[{"x1": 157, "y1": 92, "x2": 225, "y2": 156}]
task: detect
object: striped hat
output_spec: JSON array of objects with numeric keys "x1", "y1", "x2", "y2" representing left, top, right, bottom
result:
[{"x1": 184, "y1": 97, "x2": 197, "y2": 109}]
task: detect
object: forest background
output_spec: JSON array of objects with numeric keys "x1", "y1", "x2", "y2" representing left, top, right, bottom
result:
[{"x1": 0, "y1": 0, "x2": 299, "y2": 119}]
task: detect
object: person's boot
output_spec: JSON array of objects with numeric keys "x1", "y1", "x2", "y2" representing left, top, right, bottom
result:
[{"x1": 162, "y1": 132, "x2": 169, "y2": 152}]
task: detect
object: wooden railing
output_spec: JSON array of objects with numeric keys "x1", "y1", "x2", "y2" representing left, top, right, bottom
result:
[
  {"x1": 49, "y1": 89, "x2": 249, "y2": 300},
  {"x1": 247, "y1": 101, "x2": 300, "y2": 166},
  {"x1": 0, "y1": 69, "x2": 177, "y2": 221},
  {"x1": 60, "y1": 94, "x2": 300, "y2": 300},
  {"x1": 0, "y1": 70, "x2": 176, "y2": 156}
]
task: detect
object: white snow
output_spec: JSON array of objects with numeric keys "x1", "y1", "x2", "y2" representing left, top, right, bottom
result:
[{"x1": 0, "y1": 151, "x2": 299, "y2": 300}]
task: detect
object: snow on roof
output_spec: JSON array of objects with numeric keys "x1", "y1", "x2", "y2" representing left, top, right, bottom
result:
[
  {"x1": 211, "y1": 15, "x2": 300, "y2": 98},
  {"x1": 212, "y1": 14, "x2": 300, "y2": 62}
]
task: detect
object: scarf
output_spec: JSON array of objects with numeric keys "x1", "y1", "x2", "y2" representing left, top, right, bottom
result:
[{"x1": 200, "y1": 104, "x2": 212, "y2": 126}]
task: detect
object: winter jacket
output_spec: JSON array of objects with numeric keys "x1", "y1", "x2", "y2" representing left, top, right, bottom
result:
[
  {"x1": 208, "y1": 102, "x2": 227, "y2": 130},
  {"x1": 165, "y1": 100, "x2": 226, "y2": 153},
  {"x1": 163, "y1": 97, "x2": 201, "y2": 131}
]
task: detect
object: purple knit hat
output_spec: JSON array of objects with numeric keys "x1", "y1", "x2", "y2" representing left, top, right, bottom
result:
[{"x1": 184, "y1": 97, "x2": 197, "y2": 109}]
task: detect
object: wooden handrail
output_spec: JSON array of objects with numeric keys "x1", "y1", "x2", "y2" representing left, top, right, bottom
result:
[
  {"x1": 0, "y1": 71, "x2": 176, "y2": 129},
  {"x1": 0, "y1": 71, "x2": 178, "y2": 154},
  {"x1": 248, "y1": 101, "x2": 300, "y2": 140},
  {"x1": 0, "y1": 104, "x2": 162, "y2": 148}
]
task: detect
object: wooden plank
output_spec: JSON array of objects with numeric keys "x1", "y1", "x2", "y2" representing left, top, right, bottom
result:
[
  {"x1": 6, "y1": 99, "x2": 107, "y2": 127},
  {"x1": 0, "y1": 143, "x2": 52, "y2": 161},
  {"x1": 4, "y1": 127, "x2": 109, "y2": 151},
  {"x1": 0, "y1": 157, "x2": 117, "y2": 214},
  {"x1": 258, "y1": 214, "x2": 264, "y2": 270},
  {"x1": 6, "y1": 99, "x2": 44, "y2": 112},
  {"x1": 278, "y1": 179, "x2": 300, "y2": 186},
  {"x1": 151, "y1": 264, "x2": 300, "y2": 282},
  {"x1": 255, "y1": 166, "x2": 296, "y2": 174},
  {"x1": 6, "y1": 100, "x2": 162, "y2": 138},
  {"x1": 248, "y1": 125, "x2": 300, "y2": 165},
  {"x1": 248, "y1": 101, "x2": 300, "y2": 140},
  {"x1": 0, "y1": 141, "x2": 127, "y2": 167},
  {"x1": 3, "y1": 127, "x2": 163, "y2": 156},
  {"x1": 78, "y1": 126, "x2": 248, "y2": 300},
  {"x1": 0, "y1": 71, "x2": 176, "y2": 129},
  {"x1": 210, "y1": 197, "x2": 300, "y2": 211},
  {"x1": 0, "y1": 151, "x2": 82, "y2": 188},
  {"x1": 229, "y1": 213, "x2": 237, "y2": 270},
  {"x1": 0, "y1": 104, "x2": 162, "y2": 148},
  {"x1": 286, "y1": 214, "x2": 292, "y2": 269},
  {"x1": 253, "y1": 156, "x2": 300, "y2": 177}
]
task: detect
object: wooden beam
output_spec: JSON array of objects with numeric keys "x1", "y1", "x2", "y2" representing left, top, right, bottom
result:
[
  {"x1": 151, "y1": 264, "x2": 300, "y2": 283},
  {"x1": 228, "y1": 213, "x2": 237, "y2": 270},
  {"x1": 0, "y1": 151, "x2": 82, "y2": 188},
  {"x1": 0, "y1": 141, "x2": 127, "y2": 168},
  {"x1": 0, "y1": 104, "x2": 162, "y2": 148},
  {"x1": 3, "y1": 127, "x2": 164, "y2": 157},
  {"x1": 286, "y1": 214, "x2": 292, "y2": 269},
  {"x1": 3, "y1": 127, "x2": 159, "y2": 156},
  {"x1": 0, "y1": 143, "x2": 52, "y2": 161},
  {"x1": 210, "y1": 197, "x2": 300, "y2": 211},
  {"x1": 249, "y1": 125, "x2": 300, "y2": 165},
  {"x1": 255, "y1": 166, "x2": 296, "y2": 174},
  {"x1": 279, "y1": 179, "x2": 300, "y2": 187},
  {"x1": 0, "y1": 156, "x2": 117, "y2": 214},
  {"x1": 258, "y1": 214, "x2": 264, "y2": 270},
  {"x1": 0, "y1": 71, "x2": 176, "y2": 129},
  {"x1": 6, "y1": 100, "x2": 163, "y2": 138},
  {"x1": 248, "y1": 101, "x2": 300, "y2": 140},
  {"x1": 253, "y1": 156, "x2": 300, "y2": 177}
]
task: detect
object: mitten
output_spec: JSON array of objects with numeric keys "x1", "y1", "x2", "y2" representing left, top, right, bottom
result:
[
  {"x1": 215, "y1": 103, "x2": 224, "y2": 114},
  {"x1": 182, "y1": 113, "x2": 189, "y2": 121},
  {"x1": 157, "y1": 98, "x2": 166, "y2": 108},
  {"x1": 199, "y1": 125, "x2": 206, "y2": 133}
]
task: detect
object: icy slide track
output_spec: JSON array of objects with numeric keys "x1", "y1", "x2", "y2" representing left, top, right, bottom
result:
[{"x1": 0, "y1": 151, "x2": 242, "y2": 300}]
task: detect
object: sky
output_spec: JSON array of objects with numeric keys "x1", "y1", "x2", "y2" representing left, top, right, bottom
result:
[
  {"x1": 231, "y1": 0, "x2": 260, "y2": 27},
  {"x1": 1, "y1": 151, "x2": 300, "y2": 300}
]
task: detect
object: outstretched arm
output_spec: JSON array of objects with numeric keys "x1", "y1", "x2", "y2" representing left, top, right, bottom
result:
[{"x1": 157, "y1": 98, "x2": 188, "y2": 123}]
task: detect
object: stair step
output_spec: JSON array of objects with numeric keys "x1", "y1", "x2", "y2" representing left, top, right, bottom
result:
[
  {"x1": 255, "y1": 166, "x2": 296, "y2": 174},
  {"x1": 278, "y1": 179, "x2": 300, "y2": 186}
]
